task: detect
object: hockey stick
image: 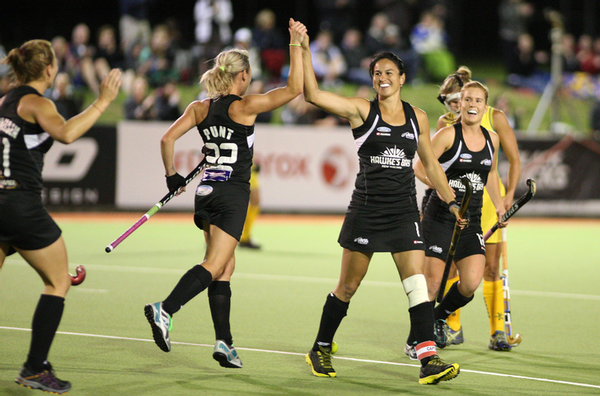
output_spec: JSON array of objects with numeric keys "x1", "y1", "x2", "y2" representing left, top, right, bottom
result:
[
  {"x1": 437, "y1": 178, "x2": 473, "y2": 303},
  {"x1": 70, "y1": 265, "x2": 86, "y2": 285},
  {"x1": 483, "y1": 178, "x2": 537, "y2": 241},
  {"x1": 105, "y1": 159, "x2": 206, "y2": 253},
  {"x1": 500, "y1": 228, "x2": 522, "y2": 346}
]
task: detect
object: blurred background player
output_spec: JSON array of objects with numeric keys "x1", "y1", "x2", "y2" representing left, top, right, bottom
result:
[
  {"x1": 431, "y1": 69, "x2": 521, "y2": 351},
  {"x1": 238, "y1": 161, "x2": 261, "y2": 249}
]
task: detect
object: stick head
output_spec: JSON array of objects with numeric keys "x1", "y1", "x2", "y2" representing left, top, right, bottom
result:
[
  {"x1": 526, "y1": 178, "x2": 537, "y2": 197},
  {"x1": 70, "y1": 265, "x2": 86, "y2": 286},
  {"x1": 507, "y1": 333, "x2": 522, "y2": 346}
]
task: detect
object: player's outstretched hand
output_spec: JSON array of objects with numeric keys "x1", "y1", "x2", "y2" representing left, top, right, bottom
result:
[
  {"x1": 289, "y1": 18, "x2": 307, "y2": 46},
  {"x1": 98, "y1": 68, "x2": 122, "y2": 104}
]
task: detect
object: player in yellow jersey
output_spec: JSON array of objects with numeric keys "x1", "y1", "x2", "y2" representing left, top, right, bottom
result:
[
  {"x1": 239, "y1": 162, "x2": 261, "y2": 249},
  {"x1": 433, "y1": 67, "x2": 521, "y2": 351}
]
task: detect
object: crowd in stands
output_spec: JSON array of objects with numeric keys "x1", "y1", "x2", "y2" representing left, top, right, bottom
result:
[{"x1": 2, "y1": 0, "x2": 600, "y2": 132}]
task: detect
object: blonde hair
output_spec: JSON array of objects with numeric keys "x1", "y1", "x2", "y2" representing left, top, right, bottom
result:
[
  {"x1": 439, "y1": 66, "x2": 472, "y2": 125},
  {"x1": 2, "y1": 39, "x2": 55, "y2": 85},
  {"x1": 462, "y1": 80, "x2": 489, "y2": 104},
  {"x1": 200, "y1": 48, "x2": 250, "y2": 99}
]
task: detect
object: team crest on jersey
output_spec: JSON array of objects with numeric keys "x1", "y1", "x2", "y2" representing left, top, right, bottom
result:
[
  {"x1": 376, "y1": 126, "x2": 391, "y2": 136},
  {"x1": 480, "y1": 158, "x2": 492, "y2": 166},
  {"x1": 401, "y1": 131, "x2": 415, "y2": 140},
  {"x1": 196, "y1": 185, "x2": 214, "y2": 196},
  {"x1": 370, "y1": 146, "x2": 412, "y2": 169},
  {"x1": 354, "y1": 237, "x2": 369, "y2": 245},
  {"x1": 449, "y1": 172, "x2": 485, "y2": 192}
]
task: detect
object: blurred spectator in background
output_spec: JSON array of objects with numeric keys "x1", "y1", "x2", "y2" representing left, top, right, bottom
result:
[
  {"x1": 253, "y1": 9, "x2": 287, "y2": 80},
  {"x1": 364, "y1": 12, "x2": 420, "y2": 83},
  {"x1": 51, "y1": 36, "x2": 70, "y2": 74},
  {"x1": 67, "y1": 23, "x2": 100, "y2": 94},
  {"x1": 340, "y1": 28, "x2": 372, "y2": 86},
  {"x1": 499, "y1": 0, "x2": 534, "y2": 75},
  {"x1": 506, "y1": 33, "x2": 550, "y2": 92},
  {"x1": 49, "y1": 72, "x2": 82, "y2": 120},
  {"x1": 124, "y1": 75, "x2": 157, "y2": 120},
  {"x1": 493, "y1": 93, "x2": 521, "y2": 131},
  {"x1": 575, "y1": 35, "x2": 597, "y2": 75},
  {"x1": 561, "y1": 33, "x2": 579, "y2": 73},
  {"x1": 591, "y1": 97, "x2": 600, "y2": 141},
  {"x1": 410, "y1": 9, "x2": 455, "y2": 82},
  {"x1": 310, "y1": 30, "x2": 347, "y2": 87},
  {"x1": 247, "y1": 80, "x2": 272, "y2": 123},
  {"x1": 194, "y1": 0, "x2": 233, "y2": 77},
  {"x1": 137, "y1": 24, "x2": 179, "y2": 88},
  {"x1": 281, "y1": 94, "x2": 319, "y2": 125},
  {"x1": 374, "y1": 0, "x2": 418, "y2": 39},
  {"x1": 315, "y1": 0, "x2": 358, "y2": 42},
  {"x1": 231, "y1": 27, "x2": 262, "y2": 81},
  {"x1": 154, "y1": 80, "x2": 181, "y2": 121},
  {"x1": 93, "y1": 25, "x2": 134, "y2": 93},
  {"x1": 119, "y1": 0, "x2": 152, "y2": 65}
]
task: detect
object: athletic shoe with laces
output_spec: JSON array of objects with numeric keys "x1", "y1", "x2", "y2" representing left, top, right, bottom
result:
[
  {"x1": 418, "y1": 355, "x2": 460, "y2": 385},
  {"x1": 489, "y1": 330, "x2": 512, "y2": 351},
  {"x1": 15, "y1": 361, "x2": 72, "y2": 394},
  {"x1": 213, "y1": 340, "x2": 243, "y2": 368},
  {"x1": 305, "y1": 345, "x2": 336, "y2": 377},
  {"x1": 144, "y1": 302, "x2": 172, "y2": 352},
  {"x1": 434, "y1": 319, "x2": 448, "y2": 349},
  {"x1": 445, "y1": 324, "x2": 464, "y2": 345},
  {"x1": 404, "y1": 342, "x2": 418, "y2": 360}
]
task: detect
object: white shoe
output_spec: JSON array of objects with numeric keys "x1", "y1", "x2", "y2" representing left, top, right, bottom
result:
[
  {"x1": 144, "y1": 302, "x2": 172, "y2": 352},
  {"x1": 213, "y1": 340, "x2": 243, "y2": 368}
]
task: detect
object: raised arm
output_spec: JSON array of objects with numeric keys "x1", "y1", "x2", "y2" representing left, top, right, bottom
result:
[
  {"x1": 300, "y1": 30, "x2": 369, "y2": 128},
  {"x1": 492, "y1": 108, "x2": 521, "y2": 209},
  {"x1": 32, "y1": 69, "x2": 122, "y2": 144},
  {"x1": 237, "y1": 18, "x2": 306, "y2": 116}
]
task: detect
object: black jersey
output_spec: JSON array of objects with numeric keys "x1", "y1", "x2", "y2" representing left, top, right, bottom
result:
[
  {"x1": 0, "y1": 86, "x2": 54, "y2": 194},
  {"x1": 196, "y1": 95, "x2": 254, "y2": 185},
  {"x1": 350, "y1": 99, "x2": 420, "y2": 206},
  {"x1": 430, "y1": 123, "x2": 494, "y2": 221}
]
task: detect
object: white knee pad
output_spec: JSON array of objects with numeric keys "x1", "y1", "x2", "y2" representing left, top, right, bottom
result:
[{"x1": 402, "y1": 274, "x2": 429, "y2": 308}]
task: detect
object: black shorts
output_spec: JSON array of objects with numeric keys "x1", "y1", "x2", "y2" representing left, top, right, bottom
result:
[
  {"x1": 193, "y1": 181, "x2": 250, "y2": 241},
  {"x1": 0, "y1": 190, "x2": 62, "y2": 253},
  {"x1": 422, "y1": 199, "x2": 485, "y2": 261},
  {"x1": 338, "y1": 202, "x2": 425, "y2": 253}
]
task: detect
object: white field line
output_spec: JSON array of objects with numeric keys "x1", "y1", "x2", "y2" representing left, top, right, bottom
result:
[
  {"x1": 1, "y1": 326, "x2": 599, "y2": 390},
  {"x1": 5, "y1": 259, "x2": 600, "y2": 301}
]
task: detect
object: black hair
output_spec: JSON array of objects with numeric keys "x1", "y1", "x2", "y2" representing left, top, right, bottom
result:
[{"x1": 368, "y1": 51, "x2": 405, "y2": 77}]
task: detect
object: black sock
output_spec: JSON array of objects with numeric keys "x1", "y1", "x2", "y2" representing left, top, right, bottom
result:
[
  {"x1": 26, "y1": 295, "x2": 65, "y2": 372},
  {"x1": 434, "y1": 282, "x2": 473, "y2": 320},
  {"x1": 407, "y1": 301, "x2": 435, "y2": 345},
  {"x1": 162, "y1": 265, "x2": 212, "y2": 315},
  {"x1": 312, "y1": 293, "x2": 349, "y2": 351},
  {"x1": 208, "y1": 281, "x2": 233, "y2": 346}
]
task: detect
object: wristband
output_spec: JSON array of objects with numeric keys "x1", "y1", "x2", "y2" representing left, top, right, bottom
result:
[
  {"x1": 448, "y1": 200, "x2": 459, "y2": 213},
  {"x1": 289, "y1": 43, "x2": 301, "y2": 47}
]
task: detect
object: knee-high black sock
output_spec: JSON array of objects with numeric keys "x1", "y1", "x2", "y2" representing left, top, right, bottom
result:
[
  {"x1": 406, "y1": 301, "x2": 435, "y2": 345},
  {"x1": 26, "y1": 295, "x2": 65, "y2": 372},
  {"x1": 162, "y1": 265, "x2": 213, "y2": 316},
  {"x1": 434, "y1": 282, "x2": 473, "y2": 320},
  {"x1": 208, "y1": 281, "x2": 233, "y2": 346},
  {"x1": 312, "y1": 293, "x2": 349, "y2": 351}
]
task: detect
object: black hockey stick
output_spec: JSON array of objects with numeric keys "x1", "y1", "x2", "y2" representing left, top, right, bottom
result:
[
  {"x1": 483, "y1": 178, "x2": 537, "y2": 241},
  {"x1": 437, "y1": 177, "x2": 473, "y2": 303},
  {"x1": 105, "y1": 159, "x2": 206, "y2": 253}
]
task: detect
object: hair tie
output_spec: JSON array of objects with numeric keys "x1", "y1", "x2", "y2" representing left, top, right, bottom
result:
[
  {"x1": 219, "y1": 66, "x2": 225, "y2": 72},
  {"x1": 20, "y1": 48, "x2": 26, "y2": 56}
]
